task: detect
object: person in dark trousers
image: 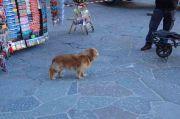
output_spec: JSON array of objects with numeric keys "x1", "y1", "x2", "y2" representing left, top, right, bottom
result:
[{"x1": 141, "y1": 0, "x2": 179, "y2": 51}]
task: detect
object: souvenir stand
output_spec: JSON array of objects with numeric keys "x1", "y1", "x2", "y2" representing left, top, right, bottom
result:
[
  {"x1": 0, "y1": 0, "x2": 48, "y2": 72},
  {"x1": 1, "y1": 0, "x2": 48, "y2": 52}
]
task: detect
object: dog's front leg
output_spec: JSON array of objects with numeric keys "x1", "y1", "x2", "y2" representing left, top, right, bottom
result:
[
  {"x1": 52, "y1": 72, "x2": 59, "y2": 80},
  {"x1": 49, "y1": 68, "x2": 56, "y2": 80},
  {"x1": 50, "y1": 73, "x2": 56, "y2": 80},
  {"x1": 58, "y1": 71, "x2": 62, "y2": 78},
  {"x1": 52, "y1": 76, "x2": 56, "y2": 80},
  {"x1": 76, "y1": 70, "x2": 82, "y2": 79}
]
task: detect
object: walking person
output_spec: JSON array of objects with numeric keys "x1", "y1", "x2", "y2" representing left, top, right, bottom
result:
[{"x1": 141, "y1": 0, "x2": 179, "y2": 51}]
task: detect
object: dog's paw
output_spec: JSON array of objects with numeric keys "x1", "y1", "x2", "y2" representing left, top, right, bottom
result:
[
  {"x1": 50, "y1": 77, "x2": 56, "y2": 80},
  {"x1": 52, "y1": 75, "x2": 57, "y2": 80},
  {"x1": 83, "y1": 73, "x2": 87, "y2": 77},
  {"x1": 82, "y1": 74, "x2": 87, "y2": 77},
  {"x1": 58, "y1": 76, "x2": 63, "y2": 80},
  {"x1": 77, "y1": 76, "x2": 82, "y2": 80},
  {"x1": 58, "y1": 75, "x2": 62, "y2": 79},
  {"x1": 81, "y1": 73, "x2": 87, "y2": 77}
]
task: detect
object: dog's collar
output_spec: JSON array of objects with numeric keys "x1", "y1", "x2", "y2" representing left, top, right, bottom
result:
[{"x1": 87, "y1": 55, "x2": 93, "y2": 62}]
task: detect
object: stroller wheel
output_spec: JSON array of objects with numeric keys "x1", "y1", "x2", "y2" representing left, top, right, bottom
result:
[
  {"x1": 156, "y1": 43, "x2": 172, "y2": 58},
  {"x1": 84, "y1": 26, "x2": 88, "y2": 35},
  {"x1": 86, "y1": 22, "x2": 94, "y2": 32},
  {"x1": 90, "y1": 23, "x2": 94, "y2": 32},
  {"x1": 89, "y1": 22, "x2": 94, "y2": 32}
]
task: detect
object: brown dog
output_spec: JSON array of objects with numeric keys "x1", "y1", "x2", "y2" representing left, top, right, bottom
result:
[{"x1": 49, "y1": 48, "x2": 99, "y2": 80}]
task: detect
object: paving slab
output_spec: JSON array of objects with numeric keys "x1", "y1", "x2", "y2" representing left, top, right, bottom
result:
[{"x1": 0, "y1": 1, "x2": 180, "y2": 119}]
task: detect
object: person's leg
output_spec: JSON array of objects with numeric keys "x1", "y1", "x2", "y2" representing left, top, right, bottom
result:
[
  {"x1": 159, "y1": 10, "x2": 176, "y2": 44},
  {"x1": 146, "y1": 9, "x2": 164, "y2": 42},
  {"x1": 163, "y1": 10, "x2": 176, "y2": 31},
  {"x1": 141, "y1": 9, "x2": 163, "y2": 51}
]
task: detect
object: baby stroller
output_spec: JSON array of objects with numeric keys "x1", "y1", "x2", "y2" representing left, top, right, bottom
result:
[
  {"x1": 0, "y1": 32, "x2": 8, "y2": 72},
  {"x1": 68, "y1": 0, "x2": 94, "y2": 35},
  {"x1": 0, "y1": 27, "x2": 12, "y2": 72},
  {"x1": 152, "y1": 30, "x2": 180, "y2": 58},
  {"x1": 0, "y1": 51, "x2": 7, "y2": 72},
  {"x1": 0, "y1": 15, "x2": 11, "y2": 72}
]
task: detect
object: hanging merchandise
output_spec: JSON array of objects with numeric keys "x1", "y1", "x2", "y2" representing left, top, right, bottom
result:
[
  {"x1": 3, "y1": 0, "x2": 20, "y2": 41},
  {"x1": 39, "y1": 0, "x2": 48, "y2": 34},
  {"x1": 25, "y1": 0, "x2": 48, "y2": 47},
  {"x1": 29, "y1": 0, "x2": 40, "y2": 35},
  {"x1": 14, "y1": 0, "x2": 29, "y2": 50},
  {"x1": 17, "y1": 0, "x2": 31, "y2": 39},
  {"x1": 50, "y1": 0, "x2": 60, "y2": 25},
  {"x1": 0, "y1": 5, "x2": 6, "y2": 34}
]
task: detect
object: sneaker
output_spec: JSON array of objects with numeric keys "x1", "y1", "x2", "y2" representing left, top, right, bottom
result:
[{"x1": 141, "y1": 42, "x2": 152, "y2": 51}]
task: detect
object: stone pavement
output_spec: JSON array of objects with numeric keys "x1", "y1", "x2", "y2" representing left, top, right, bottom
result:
[{"x1": 1, "y1": 2, "x2": 180, "y2": 119}]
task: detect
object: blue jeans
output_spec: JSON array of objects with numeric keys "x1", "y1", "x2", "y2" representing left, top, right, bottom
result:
[{"x1": 145, "y1": 9, "x2": 176, "y2": 42}]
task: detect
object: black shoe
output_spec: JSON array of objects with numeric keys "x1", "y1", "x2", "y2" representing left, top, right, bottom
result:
[
  {"x1": 141, "y1": 42, "x2": 152, "y2": 51},
  {"x1": 146, "y1": 12, "x2": 153, "y2": 16}
]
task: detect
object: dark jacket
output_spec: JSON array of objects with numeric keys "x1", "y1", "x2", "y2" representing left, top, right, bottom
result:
[{"x1": 155, "y1": 0, "x2": 179, "y2": 10}]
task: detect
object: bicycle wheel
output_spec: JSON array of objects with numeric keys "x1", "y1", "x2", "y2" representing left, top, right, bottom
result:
[{"x1": 156, "y1": 43, "x2": 172, "y2": 58}]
